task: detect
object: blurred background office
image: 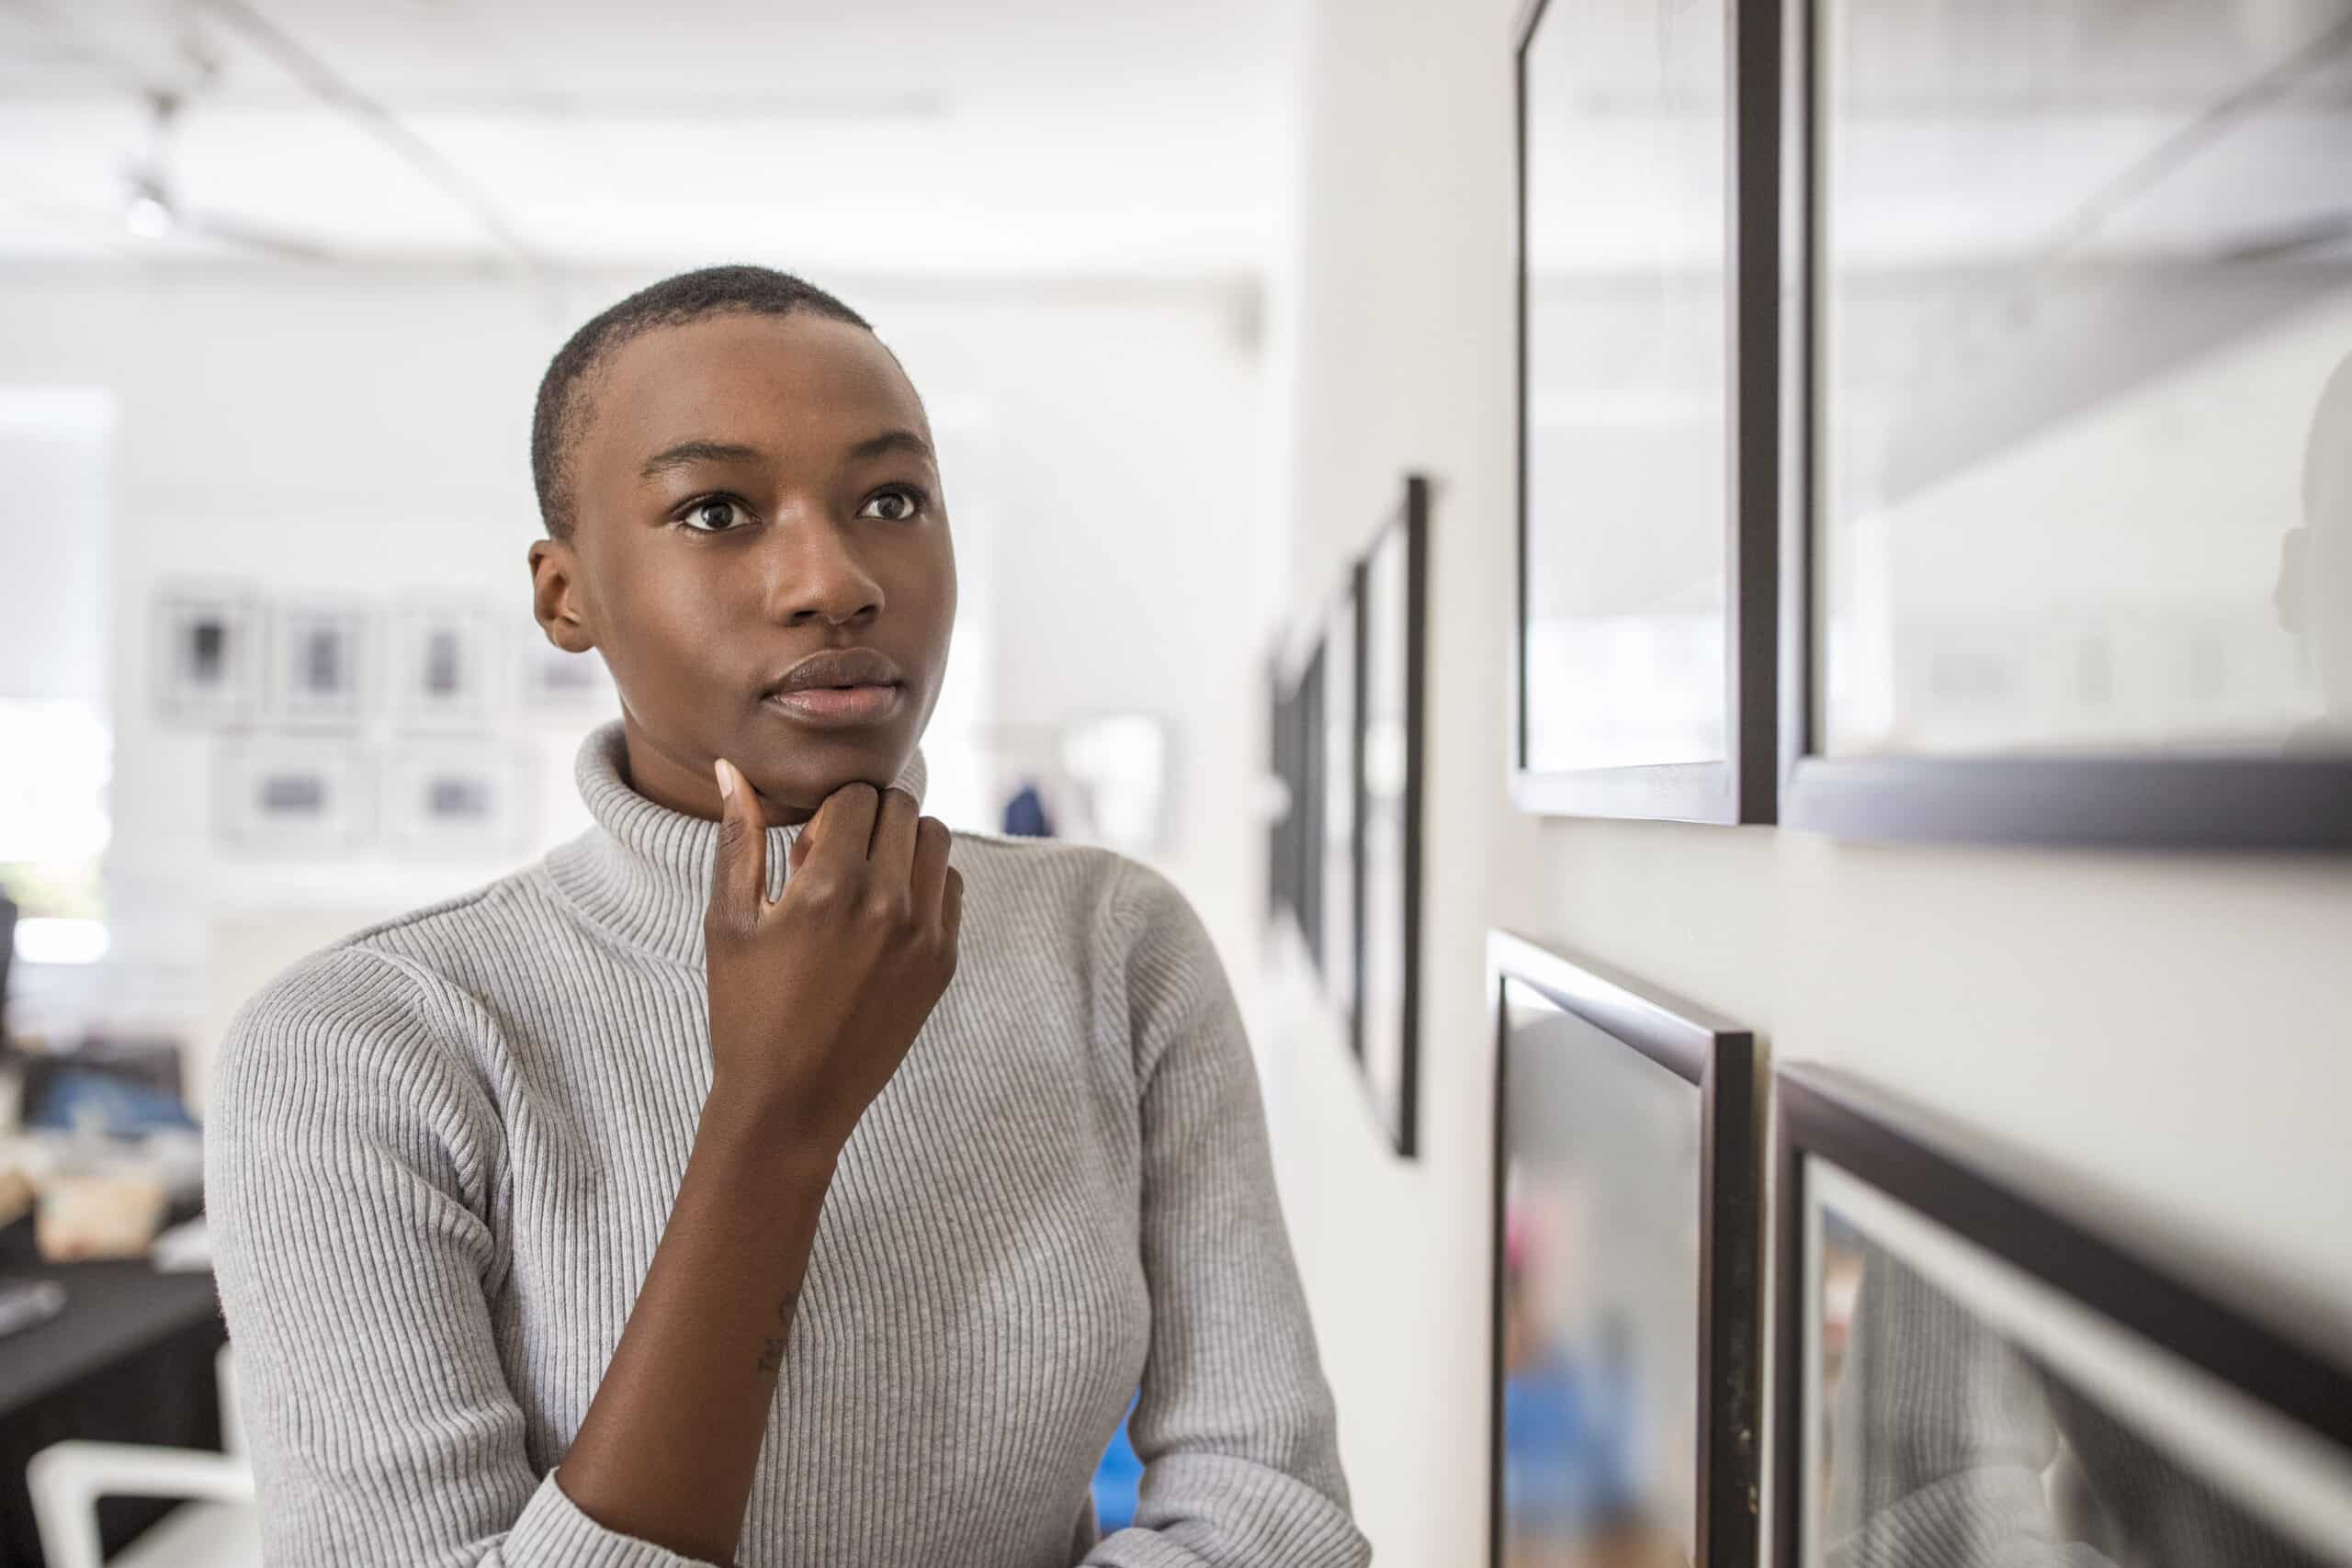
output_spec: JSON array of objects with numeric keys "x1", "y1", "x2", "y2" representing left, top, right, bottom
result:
[{"x1": 4, "y1": 1, "x2": 2352, "y2": 1566}]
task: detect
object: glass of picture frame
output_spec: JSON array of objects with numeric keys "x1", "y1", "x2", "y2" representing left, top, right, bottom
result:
[
  {"x1": 1489, "y1": 931, "x2": 1760, "y2": 1568},
  {"x1": 1357, "y1": 479, "x2": 1426, "y2": 1157},
  {"x1": 1295, "y1": 636, "x2": 1327, "y2": 973},
  {"x1": 1775, "y1": 1067, "x2": 2352, "y2": 1568},
  {"x1": 1320, "y1": 569, "x2": 1363, "y2": 1055},
  {"x1": 1514, "y1": 0, "x2": 1781, "y2": 823},
  {"x1": 1266, "y1": 632, "x2": 1324, "y2": 953},
  {"x1": 1781, "y1": 0, "x2": 2352, "y2": 846}
]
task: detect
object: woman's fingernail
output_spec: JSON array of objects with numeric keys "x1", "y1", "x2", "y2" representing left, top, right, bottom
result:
[{"x1": 713, "y1": 759, "x2": 734, "y2": 801}]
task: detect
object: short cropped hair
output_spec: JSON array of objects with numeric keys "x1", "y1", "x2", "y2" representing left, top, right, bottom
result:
[{"x1": 530, "y1": 265, "x2": 873, "y2": 538}]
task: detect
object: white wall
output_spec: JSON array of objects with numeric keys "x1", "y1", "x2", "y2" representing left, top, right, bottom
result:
[
  {"x1": 0, "y1": 387, "x2": 113, "y2": 704},
  {"x1": 0, "y1": 265, "x2": 1268, "y2": 1104},
  {"x1": 1269, "y1": 2, "x2": 2352, "y2": 1564}
]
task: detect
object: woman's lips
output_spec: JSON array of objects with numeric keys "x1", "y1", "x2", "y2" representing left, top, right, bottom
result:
[{"x1": 761, "y1": 683, "x2": 903, "y2": 728}]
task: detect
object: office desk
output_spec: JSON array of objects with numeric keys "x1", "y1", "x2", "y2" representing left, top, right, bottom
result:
[{"x1": 0, "y1": 1258, "x2": 228, "y2": 1568}]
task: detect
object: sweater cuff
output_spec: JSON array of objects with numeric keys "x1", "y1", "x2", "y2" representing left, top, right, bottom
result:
[{"x1": 505, "y1": 1470, "x2": 728, "y2": 1568}]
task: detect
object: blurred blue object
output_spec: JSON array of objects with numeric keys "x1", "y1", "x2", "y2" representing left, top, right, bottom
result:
[
  {"x1": 1502, "y1": 1338, "x2": 1644, "y2": 1532},
  {"x1": 23, "y1": 1065, "x2": 200, "y2": 1136},
  {"x1": 1002, "y1": 779, "x2": 1055, "y2": 837},
  {"x1": 1091, "y1": 1390, "x2": 1143, "y2": 1530}
]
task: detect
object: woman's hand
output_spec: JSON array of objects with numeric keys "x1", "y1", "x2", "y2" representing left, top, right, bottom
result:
[{"x1": 703, "y1": 757, "x2": 962, "y2": 1156}]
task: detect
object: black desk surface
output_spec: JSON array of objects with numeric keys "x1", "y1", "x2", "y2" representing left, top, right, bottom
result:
[
  {"x1": 0, "y1": 1256, "x2": 229, "y2": 1568},
  {"x1": 0, "y1": 1260, "x2": 223, "y2": 1419}
]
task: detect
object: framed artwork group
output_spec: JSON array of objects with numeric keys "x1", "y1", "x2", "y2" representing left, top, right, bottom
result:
[
  {"x1": 1481, "y1": 2, "x2": 2352, "y2": 1557},
  {"x1": 154, "y1": 582, "x2": 613, "y2": 859},
  {"x1": 1510, "y1": 0, "x2": 2352, "y2": 845},
  {"x1": 1265, "y1": 476, "x2": 1427, "y2": 1157},
  {"x1": 1487, "y1": 928, "x2": 2352, "y2": 1568}
]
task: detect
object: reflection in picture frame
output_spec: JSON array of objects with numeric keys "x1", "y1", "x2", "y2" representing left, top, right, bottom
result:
[
  {"x1": 212, "y1": 736, "x2": 373, "y2": 856},
  {"x1": 1773, "y1": 1067, "x2": 2352, "y2": 1568},
  {"x1": 1264, "y1": 632, "x2": 1322, "y2": 953},
  {"x1": 1358, "y1": 478, "x2": 1426, "y2": 1156},
  {"x1": 267, "y1": 601, "x2": 372, "y2": 728},
  {"x1": 1488, "y1": 931, "x2": 1761, "y2": 1568},
  {"x1": 383, "y1": 743, "x2": 533, "y2": 861},
  {"x1": 152, "y1": 582, "x2": 264, "y2": 727},
  {"x1": 1513, "y1": 0, "x2": 1780, "y2": 823},
  {"x1": 1781, "y1": 0, "x2": 2352, "y2": 846},
  {"x1": 390, "y1": 598, "x2": 502, "y2": 728}
]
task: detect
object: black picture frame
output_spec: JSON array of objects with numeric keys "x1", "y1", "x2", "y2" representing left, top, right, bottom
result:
[
  {"x1": 1354, "y1": 477, "x2": 1427, "y2": 1157},
  {"x1": 1774, "y1": 0, "x2": 2352, "y2": 850},
  {"x1": 1487, "y1": 930, "x2": 1761, "y2": 1568},
  {"x1": 1772, "y1": 1066, "x2": 2352, "y2": 1567},
  {"x1": 1511, "y1": 0, "x2": 1781, "y2": 825}
]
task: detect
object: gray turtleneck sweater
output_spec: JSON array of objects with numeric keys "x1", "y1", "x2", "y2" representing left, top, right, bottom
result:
[{"x1": 204, "y1": 718, "x2": 1366, "y2": 1568}]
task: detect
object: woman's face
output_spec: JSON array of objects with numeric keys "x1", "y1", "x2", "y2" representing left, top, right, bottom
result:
[{"x1": 528, "y1": 310, "x2": 956, "y2": 825}]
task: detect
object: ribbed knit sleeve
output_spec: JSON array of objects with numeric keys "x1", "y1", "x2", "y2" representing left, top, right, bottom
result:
[
  {"x1": 205, "y1": 942, "x2": 722, "y2": 1568},
  {"x1": 1824, "y1": 1242, "x2": 2115, "y2": 1568},
  {"x1": 1081, "y1": 862, "x2": 1370, "y2": 1568}
]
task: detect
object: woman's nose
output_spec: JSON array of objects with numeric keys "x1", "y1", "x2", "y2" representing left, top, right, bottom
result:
[{"x1": 763, "y1": 511, "x2": 883, "y2": 626}]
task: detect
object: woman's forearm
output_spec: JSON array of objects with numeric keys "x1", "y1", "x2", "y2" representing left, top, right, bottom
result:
[{"x1": 552, "y1": 1090, "x2": 841, "y2": 1566}]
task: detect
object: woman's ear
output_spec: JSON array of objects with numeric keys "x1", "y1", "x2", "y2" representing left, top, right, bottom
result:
[{"x1": 527, "y1": 536, "x2": 597, "y2": 653}]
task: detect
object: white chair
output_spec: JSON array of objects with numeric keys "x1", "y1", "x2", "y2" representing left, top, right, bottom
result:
[{"x1": 26, "y1": 1342, "x2": 259, "y2": 1568}]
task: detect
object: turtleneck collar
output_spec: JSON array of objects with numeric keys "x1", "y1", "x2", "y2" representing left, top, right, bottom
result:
[{"x1": 545, "y1": 717, "x2": 928, "y2": 966}]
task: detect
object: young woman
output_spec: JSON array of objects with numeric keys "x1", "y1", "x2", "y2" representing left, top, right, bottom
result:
[{"x1": 206, "y1": 265, "x2": 1367, "y2": 1568}]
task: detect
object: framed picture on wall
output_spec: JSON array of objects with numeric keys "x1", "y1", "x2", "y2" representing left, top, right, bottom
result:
[
  {"x1": 267, "y1": 600, "x2": 373, "y2": 728},
  {"x1": 1779, "y1": 0, "x2": 2352, "y2": 846},
  {"x1": 1264, "y1": 628, "x2": 1324, "y2": 956},
  {"x1": 390, "y1": 597, "x2": 502, "y2": 728},
  {"x1": 1488, "y1": 931, "x2": 1760, "y2": 1568},
  {"x1": 1295, "y1": 634, "x2": 1328, "y2": 973},
  {"x1": 212, "y1": 735, "x2": 373, "y2": 856},
  {"x1": 152, "y1": 582, "x2": 265, "y2": 727},
  {"x1": 1512, "y1": 0, "x2": 1781, "y2": 823},
  {"x1": 383, "y1": 743, "x2": 533, "y2": 861},
  {"x1": 1774, "y1": 1066, "x2": 2352, "y2": 1567},
  {"x1": 1265, "y1": 648, "x2": 1296, "y2": 932},
  {"x1": 515, "y1": 623, "x2": 619, "y2": 716},
  {"x1": 1357, "y1": 478, "x2": 1427, "y2": 1156},
  {"x1": 1319, "y1": 567, "x2": 1364, "y2": 1054}
]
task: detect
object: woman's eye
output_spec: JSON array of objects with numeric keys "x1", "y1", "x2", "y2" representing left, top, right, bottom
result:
[
  {"x1": 682, "y1": 498, "x2": 743, "y2": 532},
  {"x1": 859, "y1": 488, "x2": 922, "y2": 522}
]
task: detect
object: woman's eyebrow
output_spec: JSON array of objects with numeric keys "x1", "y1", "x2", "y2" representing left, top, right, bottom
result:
[
  {"x1": 846, "y1": 429, "x2": 934, "y2": 463},
  {"x1": 639, "y1": 438, "x2": 762, "y2": 479}
]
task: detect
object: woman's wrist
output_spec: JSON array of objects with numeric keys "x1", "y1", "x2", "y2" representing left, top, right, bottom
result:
[{"x1": 696, "y1": 1080, "x2": 845, "y2": 1186}]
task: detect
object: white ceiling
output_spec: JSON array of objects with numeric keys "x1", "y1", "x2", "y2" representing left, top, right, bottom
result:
[{"x1": 0, "y1": 0, "x2": 1299, "y2": 276}]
